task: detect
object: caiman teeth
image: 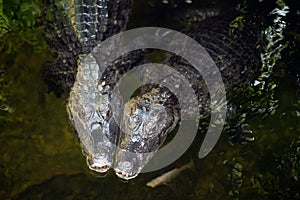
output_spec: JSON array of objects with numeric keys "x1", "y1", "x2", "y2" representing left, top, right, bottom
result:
[
  {"x1": 89, "y1": 164, "x2": 110, "y2": 173},
  {"x1": 114, "y1": 169, "x2": 138, "y2": 180},
  {"x1": 87, "y1": 157, "x2": 111, "y2": 173}
]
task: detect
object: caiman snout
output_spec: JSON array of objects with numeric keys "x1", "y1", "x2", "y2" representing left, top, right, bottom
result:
[{"x1": 87, "y1": 154, "x2": 112, "y2": 173}]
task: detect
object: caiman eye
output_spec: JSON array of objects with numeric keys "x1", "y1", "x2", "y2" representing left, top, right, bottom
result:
[
  {"x1": 147, "y1": 127, "x2": 157, "y2": 136},
  {"x1": 144, "y1": 119, "x2": 157, "y2": 136},
  {"x1": 129, "y1": 114, "x2": 141, "y2": 131},
  {"x1": 96, "y1": 103, "x2": 110, "y2": 120},
  {"x1": 78, "y1": 104, "x2": 94, "y2": 120}
]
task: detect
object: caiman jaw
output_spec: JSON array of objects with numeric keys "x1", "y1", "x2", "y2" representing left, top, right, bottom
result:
[
  {"x1": 115, "y1": 162, "x2": 139, "y2": 180},
  {"x1": 87, "y1": 154, "x2": 111, "y2": 173}
]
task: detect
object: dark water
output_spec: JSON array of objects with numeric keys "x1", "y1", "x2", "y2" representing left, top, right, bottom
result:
[{"x1": 0, "y1": 0, "x2": 299, "y2": 199}]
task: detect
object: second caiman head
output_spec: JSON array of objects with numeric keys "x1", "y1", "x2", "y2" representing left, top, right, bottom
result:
[{"x1": 114, "y1": 87, "x2": 180, "y2": 179}]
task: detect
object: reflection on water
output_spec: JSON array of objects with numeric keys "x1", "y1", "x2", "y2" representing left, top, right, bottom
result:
[{"x1": 0, "y1": 0, "x2": 299, "y2": 199}]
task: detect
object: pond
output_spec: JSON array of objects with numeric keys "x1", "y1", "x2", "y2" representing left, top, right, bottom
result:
[{"x1": 0, "y1": 0, "x2": 299, "y2": 199}]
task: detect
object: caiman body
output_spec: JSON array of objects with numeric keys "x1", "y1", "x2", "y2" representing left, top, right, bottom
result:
[
  {"x1": 113, "y1": 13, "x2": 263, "y2": 178},
  {"x1": 43, "y1": 0, "x2": 132, "y2": 94},
  {"x1": 42, "y1": 0, "x2": 286, "y2": 179}
]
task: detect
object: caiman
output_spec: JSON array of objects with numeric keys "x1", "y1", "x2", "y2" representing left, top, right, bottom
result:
[{"x1": 42, "y1": 0, "x2": 288, "y2": 179}]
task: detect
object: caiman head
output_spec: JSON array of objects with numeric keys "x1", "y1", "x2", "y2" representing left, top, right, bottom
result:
[
  {"x1": 67, "y1": 54, "x2": 118, "y2": 174},
  {"x1": 113, "y1": 87, "x2": 180, "y2": 180}
]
